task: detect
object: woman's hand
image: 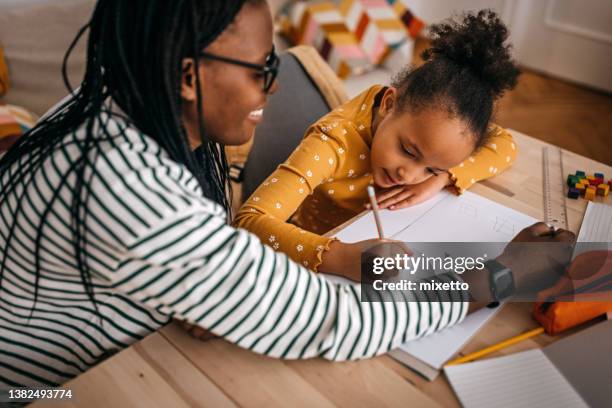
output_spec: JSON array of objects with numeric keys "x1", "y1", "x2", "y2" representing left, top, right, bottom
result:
[
  {"x1": 497, "y1": 222, "x2": 576, "y2": 295},
  {"x1": 320, "y1": 239, "x2": 412, "y2": 281},
  {"x1": 370, "y1": 173, "x2": 452, "y2": 210},
  {"x1": 464, "y1": 222, "x2": 576, "y2": 311},
  {"x1": 178, "y1": 320, "x2": 217, "y2": 341}
]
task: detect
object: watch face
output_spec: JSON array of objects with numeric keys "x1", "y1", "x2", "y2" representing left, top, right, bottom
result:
[
  {"x1": 487, "y1": 259, "x2": 514, "y2": 301},
  {"x1": 493, "y1": 268, "x2": 514, "y2": 299}
]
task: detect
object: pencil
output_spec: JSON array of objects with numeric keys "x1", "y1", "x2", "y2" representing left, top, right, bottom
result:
[
  {"x1": 444, "y1": 327, "x2": 545, "y2": 366},
  {"x1": 367, "y1": 186, "x2": 385, "y2": 239}
]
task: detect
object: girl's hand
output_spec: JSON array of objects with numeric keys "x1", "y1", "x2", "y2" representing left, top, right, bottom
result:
[
  {"x1": 372, "y1": 172, "x2": 452, "y2": 210},
  {"x1": 320, "y1": 239, "x2": 412, "y2": 281}
]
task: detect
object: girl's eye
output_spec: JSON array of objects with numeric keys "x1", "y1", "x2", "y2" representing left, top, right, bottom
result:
[
  {"x1": 427, "y1": 168, "x2": 439, "y2": 176},
  {"x1": 401, "y1": 144, "x2": 415, "y2": 157}
]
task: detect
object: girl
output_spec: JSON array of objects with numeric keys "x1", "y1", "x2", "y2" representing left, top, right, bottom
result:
[{"x1": 235, "y1": 10, "x2": 521, "y2": 279}]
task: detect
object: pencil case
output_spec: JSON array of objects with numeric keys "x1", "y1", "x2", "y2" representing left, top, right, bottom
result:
[{"x1": 533, "y1": 250, "x2": 612, "y2": 335}]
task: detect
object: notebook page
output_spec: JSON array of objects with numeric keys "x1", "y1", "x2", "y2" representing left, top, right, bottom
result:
[
  {"x1": 576, "y1": 202, "x2": 612, "y2": 242},
  {"x1": 444, "y1": 349, "x2": 588, "y2": 408},
  {"x1": 328, "y1": 190, "x2": 538, "y2": 376},
  {"x1": 395, "y1": 305, "x2": 501, "y2": 370},
  {"x1": 573, "y1": 202, "x2": 612, "y2": 259}
]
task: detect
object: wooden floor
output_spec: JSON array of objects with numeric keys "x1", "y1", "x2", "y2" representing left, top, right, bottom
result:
[
  {"x1": 496, "y1": 71, "x2": 612, "y2": 166},
  {"x1": 413, "y1": 39, "x2": 612, "y2": 166}
]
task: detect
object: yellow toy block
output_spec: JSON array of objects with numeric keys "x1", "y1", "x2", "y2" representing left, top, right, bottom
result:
[
  {"x1": 585, "y1": 186, "x2": 596, "y2": 201},
  {"x1": 597, "y1": 183, "x2": 609, "y2": 197},
  {"x1": 575, "y1": 182, "x2": 587, "y2": 195}
]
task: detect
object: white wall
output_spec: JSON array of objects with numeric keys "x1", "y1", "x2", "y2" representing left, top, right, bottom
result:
[{"x1": 410, "y1": 0, "x2": 514, "y2": 26}]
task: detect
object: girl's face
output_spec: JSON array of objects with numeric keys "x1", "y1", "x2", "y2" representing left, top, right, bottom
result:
[
  {"x1": 370, "y1": 88, "x2": 476, "y2": 189},
  {"x1": 181, "y1": 1, "x2": 278, "y2": 147}
]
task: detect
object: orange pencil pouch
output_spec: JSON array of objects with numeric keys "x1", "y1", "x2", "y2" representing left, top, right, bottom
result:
[{"x1": 533, "y1": 250, "x2": 612, "y2": 335}]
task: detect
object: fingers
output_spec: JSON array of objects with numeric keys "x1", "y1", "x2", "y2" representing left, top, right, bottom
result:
[
  {"x1": 366, "y1": 238, "x2": 413, "y2": 256},
  {"x1": 365, "y1": 186, "x2": 402, "y2": 209},
  {"x1": 378, "y1": 189, "x2": 414, "y2": 209},
  {"x1": 529, "y1": 222, "x2": 555, "y2": 236},
  {"x1": 390, "y1": 195, "x2": 422, "y2": 210},
  {"x1": 553, "y1": 229, "x2": 575, "y2": 243}
]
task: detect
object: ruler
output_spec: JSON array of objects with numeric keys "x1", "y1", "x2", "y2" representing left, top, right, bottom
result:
[{"x1": 542, "y1": 146, "x2": 569, "y2": 230}]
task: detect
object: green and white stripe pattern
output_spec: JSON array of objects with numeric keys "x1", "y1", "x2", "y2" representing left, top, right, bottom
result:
[{"x1": 0, "y1": 114, "x2": 467, "y2": 388}]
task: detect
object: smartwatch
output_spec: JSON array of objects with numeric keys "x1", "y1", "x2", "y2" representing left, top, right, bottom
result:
[{"x1": 484, "y1": 259, "x2": 515, "y2": 304}]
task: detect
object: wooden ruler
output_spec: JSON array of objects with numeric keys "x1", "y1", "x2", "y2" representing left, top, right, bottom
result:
[{"x1": 542, "y1": 146, "x2": 569, "y2": 230}]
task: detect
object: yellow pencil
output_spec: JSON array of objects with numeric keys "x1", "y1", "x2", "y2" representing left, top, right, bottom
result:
[{"x1": 445, "y1": 327, "x2": 545, "y2": 367}]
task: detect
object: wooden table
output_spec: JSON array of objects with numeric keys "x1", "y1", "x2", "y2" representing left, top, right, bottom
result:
[{"x1": 34, "y1": 131, "x2": 611, "y2": 408}]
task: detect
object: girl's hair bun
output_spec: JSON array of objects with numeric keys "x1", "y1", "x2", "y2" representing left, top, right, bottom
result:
[{"x1": 423, "y1": 9, "x2": 519, "y2": 97}]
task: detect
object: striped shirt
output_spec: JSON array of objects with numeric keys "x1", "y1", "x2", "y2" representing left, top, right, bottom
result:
[{"x1": 0, "y1": 113, "x2": 468, "y2": 389}]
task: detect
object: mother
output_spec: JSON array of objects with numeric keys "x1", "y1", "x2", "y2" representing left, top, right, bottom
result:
[{"x1": 0, "y1": 0, "x2": 572, "y2": 388}]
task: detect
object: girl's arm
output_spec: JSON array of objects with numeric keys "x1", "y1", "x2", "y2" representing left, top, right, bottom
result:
[
  {"x1": 449, "y1": 124, "x2": 518, "y2": 193},
  {"x1": 234, "y1": 130, "x2": 346, "y2": 271}
]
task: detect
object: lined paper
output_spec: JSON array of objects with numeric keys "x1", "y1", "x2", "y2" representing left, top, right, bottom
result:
[
  {"x1": 444, "y1": 349, "x2": 588, "y2": 408},
  {"x1": 576, "y1": 202, "x2": 612, "y2": 242}
]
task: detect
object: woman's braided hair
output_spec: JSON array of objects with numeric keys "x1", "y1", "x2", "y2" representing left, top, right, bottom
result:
[{"x1": 0, "y1": 0, "x2": 257, "y2": 314}]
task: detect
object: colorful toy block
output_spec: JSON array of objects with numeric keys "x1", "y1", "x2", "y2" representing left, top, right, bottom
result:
[
  {"x1": 588, "y1": 176, "x2": 600, "y2": 186},
  {"x1": 597, "y1": 183, "x2": 609, "y2": 197},
  {"x1": 585, "y1": 186, "x2": 596, "y2": 201},
  {"x1": 575, "y1": 182, "x2": 587, "y2": 195},
  {"x1": 567, "y1": 175, "x2": 580, "y2": 186},
  {"x1": 567, "y1": 187, "x2": 580, "y2": 199},
  {"x1": 575, "y1": 170, "x2": 586, "y2": 177},
  {"x1": 594, "y1": 172, "x2": 604, "y2": 180}
]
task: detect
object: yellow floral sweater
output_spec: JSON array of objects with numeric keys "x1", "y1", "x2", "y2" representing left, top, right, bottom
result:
[{"x1": 234, "y1": 85, "x2": 517, "y2": 270}]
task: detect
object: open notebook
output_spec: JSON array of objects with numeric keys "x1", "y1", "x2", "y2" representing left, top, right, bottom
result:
[
  {"x1": 326, "y1": 190, "x2": 538, "y2": 380},
  {"x1": 444, "y1": 319, "x2": 612, "y2": 408}
]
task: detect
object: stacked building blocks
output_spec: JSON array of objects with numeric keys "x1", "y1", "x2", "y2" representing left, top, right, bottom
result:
[
  {"x1": 567, "y1": 187, "x2": 580, "y2": 199},
  {"x1": 584, "y1": 186, "x2": 596, "y2": 201},
  {"x1": 566, "y1": 171, "x2": 609, "y2": 201}
]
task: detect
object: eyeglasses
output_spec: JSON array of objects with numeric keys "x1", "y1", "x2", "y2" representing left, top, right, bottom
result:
[{"x1": 199, "y1": 46, "x2": 279, "y2": 93}]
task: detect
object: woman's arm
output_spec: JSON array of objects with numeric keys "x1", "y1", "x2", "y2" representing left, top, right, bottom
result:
[
  {"x1": 113, "y1": 210, "x2": 469, "y2": 360},
  {"x1": 234, "y1": 131, "x2": 345, "y2": 270},
  {"x1": 449, "y1": 124, "x2": 518, "y2": 193},
  {"x1": 91, "y1": 142, "x2": 468, "y2": 360}
]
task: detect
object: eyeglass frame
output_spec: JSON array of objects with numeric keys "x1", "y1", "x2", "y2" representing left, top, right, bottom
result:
[{"x1": 199, "y1": 46, "x2": 279, "y2": 93}]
